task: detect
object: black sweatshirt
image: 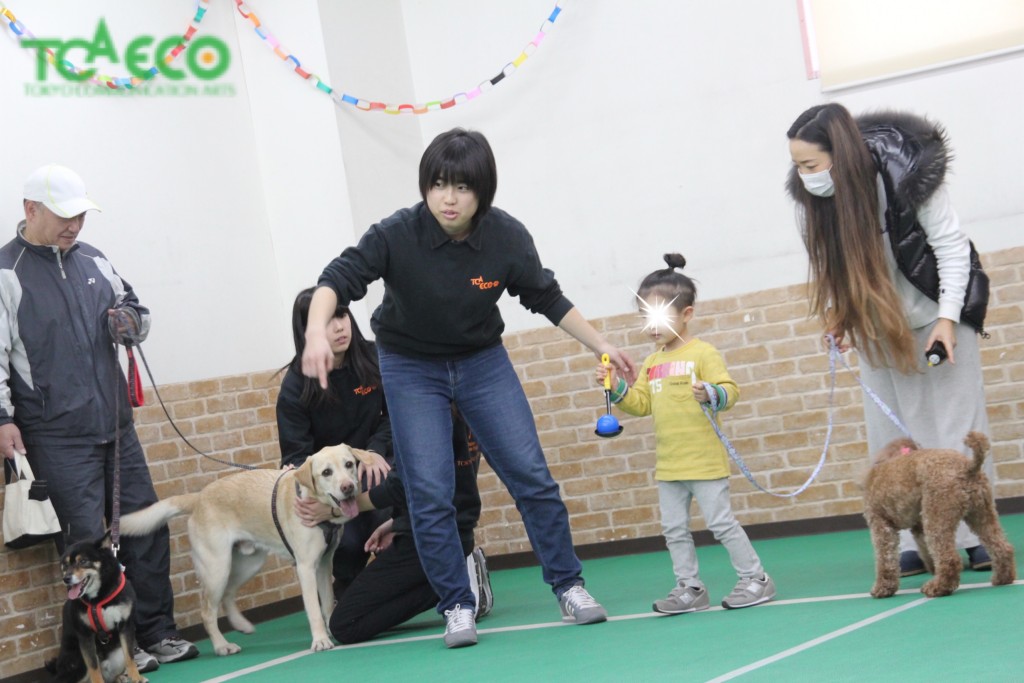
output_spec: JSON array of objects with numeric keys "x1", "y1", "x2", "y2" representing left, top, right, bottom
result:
[
  {"x1": 318, "y1": 203, "x2": 575, "y2": 359},
  {"x1": 276, "y1": 355, "x2": 391, "y2": 469}
]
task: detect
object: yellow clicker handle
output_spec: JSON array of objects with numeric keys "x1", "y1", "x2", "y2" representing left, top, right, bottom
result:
[{"x1": 601, "y1": 353, "x2": 612, "y2": 391}]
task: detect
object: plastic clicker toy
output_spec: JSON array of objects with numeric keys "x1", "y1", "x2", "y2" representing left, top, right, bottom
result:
[{"x1": 595, "y1": 353, "x2": 623, "y2": 438}]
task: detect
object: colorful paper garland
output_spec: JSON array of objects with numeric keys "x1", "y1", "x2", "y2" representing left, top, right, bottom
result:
[
  {"x1": 233, "y1": 0, "x2": 564, "y2": 114},
  {"x1": 0, "y1": 0, "x2": 210, "y2": 89},
  {"x1": 0, "y1": 0, "x2": 564, "y2": 113}
]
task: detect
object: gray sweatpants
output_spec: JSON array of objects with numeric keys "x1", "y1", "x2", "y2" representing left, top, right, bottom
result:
[
  {"x1": 658, "y1": 478, "x2": 764, "y2": 588},
  {"x1": 859, "y1": 322, "x2": 992, "y2": 551}
]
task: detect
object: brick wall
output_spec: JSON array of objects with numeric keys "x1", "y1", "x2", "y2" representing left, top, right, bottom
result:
[{"x1": 2, "y1": 246, "x2": 1021, "y2": 678}]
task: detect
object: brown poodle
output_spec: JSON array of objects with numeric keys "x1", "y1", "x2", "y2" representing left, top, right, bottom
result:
[{"x1": 863, "y1": 431, "x2": 1016, "y2": 598}]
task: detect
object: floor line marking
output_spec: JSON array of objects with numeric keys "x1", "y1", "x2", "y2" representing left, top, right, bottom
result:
[
  {"x1": 703, "y1": 597, "x2": 932, "y2": 682},
  {"x1": 200, "y1": 580, "x2": 1022, "y2": 682}
]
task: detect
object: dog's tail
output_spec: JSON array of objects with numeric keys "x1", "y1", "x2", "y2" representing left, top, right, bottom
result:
[
  {"x1": 119, "y1": 493, "x2": 200, "y2": 536},
  {"x1": 964, "y1": 431, "x2": 990, "y2": 475}
]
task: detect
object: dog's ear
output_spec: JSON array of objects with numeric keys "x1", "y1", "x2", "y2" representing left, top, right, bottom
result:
[
  {"x1": 349, "y1": 448, "x2": 377, "y2": 468},
  {"x1": 294, "y1": 455, "x2": 317, "y2": 493},
  {"x1": 98, "y1": 528, "x2": 114, "y2": 550}
]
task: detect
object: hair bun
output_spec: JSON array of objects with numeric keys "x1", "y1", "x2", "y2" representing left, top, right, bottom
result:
[{"x1": 663, "y1": 253, "x2": 686, "y2": 271}]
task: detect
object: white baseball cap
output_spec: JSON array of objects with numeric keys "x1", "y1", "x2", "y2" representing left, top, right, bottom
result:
[{"x1": 23, "y1": 164, "x2": 102, "y2": 218}]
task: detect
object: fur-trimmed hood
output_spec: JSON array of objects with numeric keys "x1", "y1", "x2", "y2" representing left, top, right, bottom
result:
[
  {"x1": 784, "y1": 110, "x2": 951, "y2": 209},
  {"x1": 857, "y1": 110, "x2": 951, "y2": 210}
]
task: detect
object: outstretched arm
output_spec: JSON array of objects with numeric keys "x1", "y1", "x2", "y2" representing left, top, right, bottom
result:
[
  {"x1": 558, "y1": 307, "x2": 637, "y2": 384},
  {"x1": 301, "y1": 286, "x2": 339, "y2": 390}
]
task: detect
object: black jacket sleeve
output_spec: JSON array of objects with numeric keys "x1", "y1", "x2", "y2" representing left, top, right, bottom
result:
[
  {"x1": 276, "y1": 370, "x2": 315, "y2": 469},
  {"x1": 365, "y1": 393, "x2": 392, "y2": 462}
]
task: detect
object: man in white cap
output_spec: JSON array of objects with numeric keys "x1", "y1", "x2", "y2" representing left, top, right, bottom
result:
[{"x1": 0, "y1": 164, "x2": 197, "y2": 673}]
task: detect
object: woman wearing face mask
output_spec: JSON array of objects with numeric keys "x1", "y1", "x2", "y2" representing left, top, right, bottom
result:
[{"x1": 785, "y1": 103, "x2": 993, "y2": 577}]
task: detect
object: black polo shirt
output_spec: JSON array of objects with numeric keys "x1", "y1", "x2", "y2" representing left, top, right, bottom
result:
[{"x1": 319, "y1": 203, "x2": 574, "y2": 359}]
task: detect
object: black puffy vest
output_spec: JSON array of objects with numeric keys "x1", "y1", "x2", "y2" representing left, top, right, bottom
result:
[{"x1": 858, "y1": 112, "x2": 989, "y2": 334}]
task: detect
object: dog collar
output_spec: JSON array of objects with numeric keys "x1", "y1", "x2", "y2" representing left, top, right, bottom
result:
[
  {"x1": 80, "y1": 571, "x2": 126, "y2": 639},
  {"x1": 271, "y1": 472, "x2": 344, "y2": 561}
]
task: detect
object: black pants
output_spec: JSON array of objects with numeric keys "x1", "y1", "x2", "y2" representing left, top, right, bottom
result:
[
  {"x1": 332, "y1": 506, "x2": 392, "y2": 601},
  {"x1": 330, "y1": 533, "x2": 471, "y2": 644},
  {"x1": 30, "y1": 428, "x2": 179, "y2": 648}
]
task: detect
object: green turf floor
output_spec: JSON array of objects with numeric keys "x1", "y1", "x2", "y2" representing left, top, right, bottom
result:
[{"x1": 146, "y1": 514, "x2": 1024, "y2": 682}]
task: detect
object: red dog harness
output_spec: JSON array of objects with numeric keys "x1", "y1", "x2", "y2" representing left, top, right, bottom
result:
[{"x1": 80, "y1": 571, "x2": 126, "y2": 641}]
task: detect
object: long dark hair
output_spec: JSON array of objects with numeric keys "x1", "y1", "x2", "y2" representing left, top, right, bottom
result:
[
  {"x1": 786, "y1": 103, "x2": 915, "y2": 372},
  {"x1": 637, "y1": 253, "x2": 697, "y2": 311},
  {"x1": 280, "y1": 287, "x2": 380, "y2": 407}
]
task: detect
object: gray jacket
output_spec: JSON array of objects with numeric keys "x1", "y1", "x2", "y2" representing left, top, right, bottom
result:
[{"x1": 0, "y1": 227, "x2": 151, "y2": 445}]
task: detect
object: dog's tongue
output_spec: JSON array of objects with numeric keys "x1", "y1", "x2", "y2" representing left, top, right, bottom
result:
[
  {"x1": 338, "y1": 498, "x2": 359, "y2": 520},
  {"x1": 67, "y1": 583, "x2": 84, "y2": 600}
]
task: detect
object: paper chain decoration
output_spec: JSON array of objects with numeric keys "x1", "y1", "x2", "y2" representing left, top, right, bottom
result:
[
  {"x1": 0, "y1": 1, "x2": 210, "y2": 89},
  {"x1": 0, "y1": 0, "x2": 564, "y2": 113},
  {"x1": 233, "y1": 0, "x2": 563, "y2": 114}
]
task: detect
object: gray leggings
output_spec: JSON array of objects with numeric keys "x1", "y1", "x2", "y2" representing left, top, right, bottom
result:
[{"x1": 859, "y1": 323, "x2": 992, "y2": 551}]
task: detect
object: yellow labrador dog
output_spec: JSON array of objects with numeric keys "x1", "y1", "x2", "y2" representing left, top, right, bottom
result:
[{"x1": 120, "y1": 445, "x2": 368, "y2": 655}]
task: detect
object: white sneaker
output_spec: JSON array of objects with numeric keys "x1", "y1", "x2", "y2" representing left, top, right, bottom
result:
[{"x1": 443, "y1": 604, "x2": 477, "y2": 648}]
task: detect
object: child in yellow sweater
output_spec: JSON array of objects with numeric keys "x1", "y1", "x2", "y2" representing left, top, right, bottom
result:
[{"x1": 596, "y1": 253, "x2": 775, "y2": 613}]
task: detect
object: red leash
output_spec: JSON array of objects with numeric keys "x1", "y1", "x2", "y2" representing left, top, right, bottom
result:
[{"x1": 125, "y1": 344, "x2": 144, "y2": 407}]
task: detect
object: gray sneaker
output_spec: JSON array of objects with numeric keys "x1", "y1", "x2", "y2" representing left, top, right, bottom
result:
[
  {"x1": 559, "y1": 585, "x2": 607, "y2": 625},
  {"x1": 145, "y1": 637, "x2": 199, "y2": 664},
  {"x1": 443, "y1": 604, "x2": 478, "y2": 648},
  {"x1": 133, "y1": 646, "x2": 159, "y2": 673},
  {"x1": 653, "y1": 585, "x2": 710, "y2": 615},
  {"x1": 722, "y1": 573, "x2": 776, "y2": 609}
]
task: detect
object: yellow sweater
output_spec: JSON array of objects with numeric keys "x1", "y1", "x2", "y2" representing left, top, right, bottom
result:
[{"x1": 613, "y1": 338, "x2": 738, "y2": 481}]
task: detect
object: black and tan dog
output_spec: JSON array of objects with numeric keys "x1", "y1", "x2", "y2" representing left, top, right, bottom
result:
[{"x1": 45, "y1": 533, "x2": 147, "y2": 683}]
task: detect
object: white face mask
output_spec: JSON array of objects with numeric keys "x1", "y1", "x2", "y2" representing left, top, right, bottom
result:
[{"x1": 799, "y1": 167, "x2": 835, "y2": 197}]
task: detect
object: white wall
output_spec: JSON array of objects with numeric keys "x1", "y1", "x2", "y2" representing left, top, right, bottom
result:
[
  {"x1": 0, "y1": 0, "x2": 354, "y2": 384},
  {"x1": 1, "y1": 1, "x2": 1021, "y2": 385}
]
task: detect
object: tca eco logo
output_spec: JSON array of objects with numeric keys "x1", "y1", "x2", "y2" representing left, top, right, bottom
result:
[{"x1": 20, "y1": 18, "x2": 234, "y2": 97}]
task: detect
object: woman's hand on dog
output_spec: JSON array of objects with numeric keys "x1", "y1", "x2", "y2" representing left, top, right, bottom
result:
[
  {"x1": 359, "y1": 450, "x2": 391, "y2": 489},
  {"x1": 294, "y1": 496, "x2": 334, "y2": 527}
]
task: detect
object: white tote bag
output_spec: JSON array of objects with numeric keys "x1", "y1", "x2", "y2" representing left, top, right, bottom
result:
[{"x1": 3, "y1": 451, "x2": 62, "y2": 549}]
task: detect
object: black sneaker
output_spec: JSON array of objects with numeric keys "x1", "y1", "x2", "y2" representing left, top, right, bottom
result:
[
  {"x1": 146, "y1": 637, "x2": 199, "y2": 664},
  {"x1": 899, "y1": 550, "x2": 926, "y2": 577},
  {"x1": 966, "y1": 545, "x2": 992, "y2": 571},
  {"x1": 133, "y1": 646, "x2": 159, "y2": 673}
]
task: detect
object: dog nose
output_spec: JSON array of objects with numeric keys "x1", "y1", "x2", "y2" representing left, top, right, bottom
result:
[{"x1": 342, "y1": 482, "x2": 355, "y2": 496}]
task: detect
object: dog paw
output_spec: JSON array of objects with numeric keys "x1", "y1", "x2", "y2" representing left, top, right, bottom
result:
[
  {"x1": 870, "y1": 584, "x2": 896, "y2": 598},
  {"x1": 920, "y1": 580, "x2": 955, "y2": 597},
  {"x1": 311, "y1": 637, "x2": 334, "y2": 652},
  {"x1": 992, "y1": 568, "x2": 1016, "y2": 586},
  {"x1": 215, "y1": 642, "x2": 242, "y2": 656}
]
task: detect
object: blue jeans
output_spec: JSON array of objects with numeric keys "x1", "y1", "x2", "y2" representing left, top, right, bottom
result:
[{"x1": 378, "y1": 343, "x2": 583, "y2": 614}]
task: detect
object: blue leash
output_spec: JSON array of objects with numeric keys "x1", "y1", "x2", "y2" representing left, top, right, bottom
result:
[{"x1": 699, "y1": 335, "x2": 913, "y2": 498}]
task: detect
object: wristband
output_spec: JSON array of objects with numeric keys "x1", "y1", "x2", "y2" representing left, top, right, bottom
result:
[{"x1": 610, "y1": 377, "x2": 629, "y2": 403}]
